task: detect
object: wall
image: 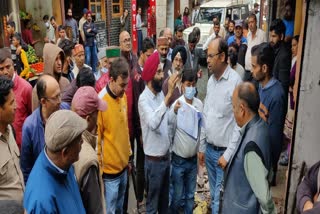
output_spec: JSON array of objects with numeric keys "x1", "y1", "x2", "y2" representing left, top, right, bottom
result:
[
  {"x1": 156, "y1": 0, "x2": 167, "y2": 34},
  {"x1": 166, "y1": 0, "x2": 174, "y2": 31},
  {"x1": 287, "y1": 0, "x2": 320, "y2": 213}
]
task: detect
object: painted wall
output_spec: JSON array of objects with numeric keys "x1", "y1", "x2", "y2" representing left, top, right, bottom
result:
[{"x1": 166, "y1": 0, "x2": 174, "y2": 32}]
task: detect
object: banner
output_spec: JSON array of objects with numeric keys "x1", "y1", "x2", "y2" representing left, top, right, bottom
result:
[
  {"x1": 147, "y1": 0, "x2": 156, "y2": 38},
  {"x1": 131, "y1": 0, "x2": 138, "y2": 54}
]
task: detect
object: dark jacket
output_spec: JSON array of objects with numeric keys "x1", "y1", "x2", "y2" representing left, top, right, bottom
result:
[
  {"x1": 297, "y1": 161, "x2": 320, "y2": 214},
  {"x1": 83, "y1": 21, "x2": 98, "y2": 47},
  {"x1": 222, "y1": 115, "x2": 272, "y2": 214},
  {"x1": 184, "y1": 45, "x2": 199, "y2": 75},
  {"x1": 272, "y1": 42, "x2": 291, "y2": 98}
]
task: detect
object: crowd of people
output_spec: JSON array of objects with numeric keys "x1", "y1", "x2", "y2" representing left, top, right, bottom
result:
[{"x1": 0, "y1": 2, "x2": 319, "y2": 214}]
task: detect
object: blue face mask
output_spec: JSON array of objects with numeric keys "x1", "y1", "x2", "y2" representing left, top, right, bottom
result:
[
  {"x1": 184, "y1": 87, "x2": 196, "y2": 100},
  {"x1": 101, "y1": 67, "x2": 108, "y2": 73}
]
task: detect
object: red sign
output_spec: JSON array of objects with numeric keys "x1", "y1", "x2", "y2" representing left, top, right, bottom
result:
[
  {"x1": 131, "y1": 0, "x2": 138, "y2": 54},
  {"x1": 147, "y1": 0, "x2": 156, "y2": 37}
]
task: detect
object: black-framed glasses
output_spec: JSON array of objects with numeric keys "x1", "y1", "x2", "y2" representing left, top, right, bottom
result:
[{"x1": 207, "y1": 52, "x2": 222, "y2": 59}]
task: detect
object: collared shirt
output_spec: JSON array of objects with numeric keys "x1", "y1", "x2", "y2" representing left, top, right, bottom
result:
[
  {"x1": 245, "y1": 28, "x2": 266, "y2": 70},
  {"x1": 227, "y1": 35, "x2": 247, "y2": 46},
  {"x1": 169, "y1": 95, "x2": 203, "y2": 158},
  {"x1": 136, "y1": 14, "x2": 142, "y2": 30},
  {"x1": 138, "y1": 86, "x2": 171, "y2": 156},
  {"x1": 0, "y1": 125, "x2": 24, "y2": 202},
  {"x1": 200, "y1": 65, "x2": 242, "y2": 161},
  {"x1": 44, "y1": 148, "x2": 66, "y2": 174}
]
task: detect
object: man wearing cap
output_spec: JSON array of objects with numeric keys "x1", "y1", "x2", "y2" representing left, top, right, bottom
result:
[
  {"x1": 159, "y1": 28, "x2": 173, "y2": 62},
  {"x1": 95, "y1": 46, "x2": 121, "y2": 93},
  {"x1": 95, "y1": 47, "x2": 107, "y2": 80},
  {"x1": 83, "y1": 11, "x2": 98, "y2": 74},
  {"x1": 162, "y1": 45, "x2": 187, "y2": 106},
  {"x1": 132, "y1": 37, "x2": 155, "y2": 211},
  {"x1": 72, "y1": 86, "x2": 107, "y2": 214},
  {"x1": 157, "y1": 36, "x2": 172, "y2": 81},
  {"x1": 0, "y1": 76, "x2": 24, "y2": 202},
  {"x1": 138, "y1": 51, "x2": 180, "y2": 213},
  {"x1": 21, "y1": 75, "x2": 61, "y2": 183},
  {"x1": 24, "y1": 110, "x2": 87, "y2": 213},
  {"x1": 97, "y1": 57, "x2": 132, "y2": 213},
  {"x1": 79, "y1": 8, "x2": 88, "y2": 44},
  {"x1": 72, "y1": 44, "x2": 92, "y2": 80}
]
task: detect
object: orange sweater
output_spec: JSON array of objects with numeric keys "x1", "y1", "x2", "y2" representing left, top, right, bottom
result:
[{"x1": 97, "y1": 88, "x2": 131, "y2": 175}]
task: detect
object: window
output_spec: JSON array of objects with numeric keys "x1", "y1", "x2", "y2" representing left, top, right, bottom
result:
[
  {"x1": 89, "y1": 0, "x2": 106, "y2": 20},
  {"x1": 112, "y1": 0, "x2": 123, "y2": 18}
]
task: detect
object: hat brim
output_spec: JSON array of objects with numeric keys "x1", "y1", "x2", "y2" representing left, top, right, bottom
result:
[{"x1": 97, "y1": 99, "x2": 107, "y2": 112}]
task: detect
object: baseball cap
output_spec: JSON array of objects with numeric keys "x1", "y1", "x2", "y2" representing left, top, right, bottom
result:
[
  {"x1": 235, "y1": 20, "x2": 243, "y2": 28},
  {"x1": 72, "y1": 86, "x2": 107, "y2": 117}
]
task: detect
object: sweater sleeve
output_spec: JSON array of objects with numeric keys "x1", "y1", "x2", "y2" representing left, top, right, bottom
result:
[
  {"x1": 19, "y1": 50, "x2": 30, "y2": 79},
  {"x1": 20, "y1": 122, "x2": 34, "y2": 184}
]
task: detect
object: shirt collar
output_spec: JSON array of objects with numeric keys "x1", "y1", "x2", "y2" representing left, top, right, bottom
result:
[
  {"x1": 220, "y1": 65, "x2": 232, "y2": 81},
  {"x1": 106, "y1": 83, "x2": 118, "y2": 99},
  {"x1": 145, "y1": 85, "x2": 159, "y2": 99},
  {"x1": 44, "y1": 147, "x2": 67, "y2": 174},
  {"x1": 260, "y1": 78, "x2": 277, "y2": 90},
  {"x1": 0, "y1": 125, "x2": 10, "y2": 142}
]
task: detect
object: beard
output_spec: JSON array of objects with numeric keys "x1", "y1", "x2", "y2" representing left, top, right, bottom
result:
[{"x1": 151, "y1": 78, "x2": 163, "y2": 93}]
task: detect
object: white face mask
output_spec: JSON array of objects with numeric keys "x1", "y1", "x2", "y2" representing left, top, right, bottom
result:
[
  {"x1": 45, "y1": 22, "x2": 50, "y2": 28},
  {"x1": 184, "y1": 86, "x2": 196, "y2": 100},
  {"x1": 101, "y1": 67, "x2": 108, "y2": 73}
]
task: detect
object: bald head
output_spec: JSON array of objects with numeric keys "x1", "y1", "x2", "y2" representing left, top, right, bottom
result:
[
  {"x1": 119, "y1": 31, "x2": 131, "y2": 52},
  {"x1": 235, "y1": 82, "x2": 260, "y2": 114},
  {"x1": 36, "y1": 74, "x2": 60, "y2": 101}
]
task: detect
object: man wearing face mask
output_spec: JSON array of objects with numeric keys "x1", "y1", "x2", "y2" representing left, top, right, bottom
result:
[
  {"x1": 43, "y1": 15, "x2": 56, "y2": 44},
  {"x1": 168, "y1": 69, "x2": 203, "y2": 214},
  {"x1": 138, "y1": 51, "x2": 180, "y2": 213}
]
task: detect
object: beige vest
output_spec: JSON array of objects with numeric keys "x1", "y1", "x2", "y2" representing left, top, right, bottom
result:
[{"x1": 0, "y1": 125, "x2": 25, "y2": 202}]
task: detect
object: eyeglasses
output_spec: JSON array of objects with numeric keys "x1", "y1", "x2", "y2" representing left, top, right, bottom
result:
[
  {"x1": 45, "y1": 93, "x2": 61, "y2": 102},
  {"x1": 207, "y1": 52, "x2": 222, "y2": 59}
]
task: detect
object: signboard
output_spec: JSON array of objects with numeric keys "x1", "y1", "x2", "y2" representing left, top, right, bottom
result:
[
  {"x1": 95, "y1": 21, "x2": 107, "y2": 49},
  {"x1": 131, "y1": 0, "x2": 138, "y2": 54}
]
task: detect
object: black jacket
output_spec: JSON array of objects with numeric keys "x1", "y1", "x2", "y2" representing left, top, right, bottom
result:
[{"x1": 83, "y1": 21, "x2": 97, "y2": 47}]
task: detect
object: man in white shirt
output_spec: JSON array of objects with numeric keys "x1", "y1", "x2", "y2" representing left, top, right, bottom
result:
[
  {"x1": 244, "y1": 14, "x2": 266, "y2": 82},
  {"x1": 138, "y1": 51, "x2": 179, "y2": 213},
  {"x1": 198, "y1": 38, "x2": 242, "y2": 214}
]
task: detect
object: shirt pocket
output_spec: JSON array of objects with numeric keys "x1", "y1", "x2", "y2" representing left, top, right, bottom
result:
[
  {"x1": 216, "y1": 92, "x2": 232, "y2": 117},
  {"x1": 0, "y1": 152, "x2": 11, "y2": 183}
]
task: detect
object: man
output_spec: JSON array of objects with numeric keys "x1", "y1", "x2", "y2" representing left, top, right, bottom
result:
[
  {"x1": 252, "y1": 3, "x2": 260, "y2": 27},
  {"x1": 209, "y1": 16, "x2": 226, "y2": 39},
  {"x1": 95, "y1": 46, "x2": 121, "y2": 92},
  {"x1": 250, "y1": 43, "x2": 286, "y2": 186},
  {"x1": 79, "y1": 8, "x2": 88, "y2": 44},
  {"x1": 296, "y1": 161, "x2": 320, "y2": 214},
  {"x1": 221, "y1": 82, "x2": 276, "y2": 213},
  {"x1": 50, "y1": 16, "x2": 59, "y2": 42},
  {"x1": 97, "y1": 57, "x2": 132, "y2": 213},
  {"x1": 213, "y1": 21, "x2": 221, "y2": 38},
  {"x1": 72, "y1": 86, "x2": 107, "y2": 214},
  {"x1": 136, "y1": 7, "x2": 144, "y2": 54},
  {"x1": 131, "y1": 37, "x2": 155, "y2": 211},
  {"x1": 185, "y1": 32, "x2": 200, "y2": 75},
  {"x1": 150, "y1": 7, "x2": 157, "y2": 45},
  {"x1": 269, "y1": 19, "x2": 291, "y2": 99},
  {"x1": 0, "y1": 48, "x2": 32, "y2": 149},
  {"x1": 0, "y1": 76, "x2": 24, "y2": 202},
  {"x1": 244, "y1": 14, "x2": 266, "y2": 82},
  {"x1": 56, "y1": 25, "x2": 69, "y2": 46},
  {"x1": 162, "y1": 46, "x2": 187, "y2": 107},
  {"x1": 169, "y1": 70, "x2": 203, "y2": 214},
  {"x1": 24, "y1": 110, "x2": 87, "y2": 213},
  {"x1": 191, "y1": 3, "x2": 200, "y2": 25},
  {"x1": 283, "y1": 2, "x2": 294, "y2": 43},
  {"x1": 198, "y1": 38, "x2": 242, "y2": 213},
  {"x1": 21, "y1": 75, "x2": 61, "y2": 183},
  {"x1": 171, "y1": 26, "x2": 185, "y2": 49},
  {"x1": 43, "y1": 15, "x2": 55, "y2": 44},
  {"x1": 6, "y1": 21, "x2": 28, "y2": 71},
  {"x1": 227, "y1": 20, "x2": 248, "y2": 68},
  {"x1": 31, "y1": 43, "x2": 69, "y2": 111},
  {"x1": 120, "y1": 31, "x2": 138, "y2": 72},
  {"x1": 65, "y1": 8, "x2": 79, "y2": 44},
  {"x1": 157, "y1": 37, "x2": 172, "y2": 80},
  {"x1": 138, "y1": 51, "x2": 179, "y2": 213},
  {"x1": 160, "y1": 28, "x2": 173, "y2": 61},
  {"x1": 83, "y1": 10, "x2": 98, "y2": 74},
  {"x1": 225, "y1": 20, "x2": 235, "y2": 42},
  {"x1": 72, "y1": 44, "x2": 91, "y2": 80}
]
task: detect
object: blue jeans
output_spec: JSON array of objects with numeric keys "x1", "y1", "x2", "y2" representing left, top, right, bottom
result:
[
  {"x1": 170, "y1": 153, "x2": 197, "y2": 214},
  {"x1": 205, "y1": 144, "x2": 225, "y2": 214},
  {"x1": 85, "y1": 43, "x2": 98, "y2": 73},
  {"x1": 103, "y1": 169, "x2": 127, "y2": 214},
  {"x1": 145, "y1": 156, "x2": 170, "y2": 214},
  {"x1": 137, "y1": 30, "x2": 143, "y2": 54}
]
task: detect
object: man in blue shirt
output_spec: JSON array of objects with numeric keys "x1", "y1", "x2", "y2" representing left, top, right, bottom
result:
[
  {"x1": 282, "y1": 2, "x2": 294, "y2": 43},
  {"x1": 250, "y1": 43, "x2": 286, "y2": 186},
  {"x1": 24, "y1": 110, "x2": 87, "y2": 213},
  {"x1": 21, "y1": 75, "x2": 61, "y2": 183}
]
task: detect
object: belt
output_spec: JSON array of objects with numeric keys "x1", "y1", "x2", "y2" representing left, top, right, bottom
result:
[
  {"x1": 208, "y1": 144, "x2": 227, "y2": 151},
  {"x1": 102, "y1": 166, "x2": 127, "y2": 179},
  {"x1": 172, "y1": 152, "x2": 197, "y2": 161},
  {"x1": 145, "y1": 154, "x2": 169, "y2": 162}
]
